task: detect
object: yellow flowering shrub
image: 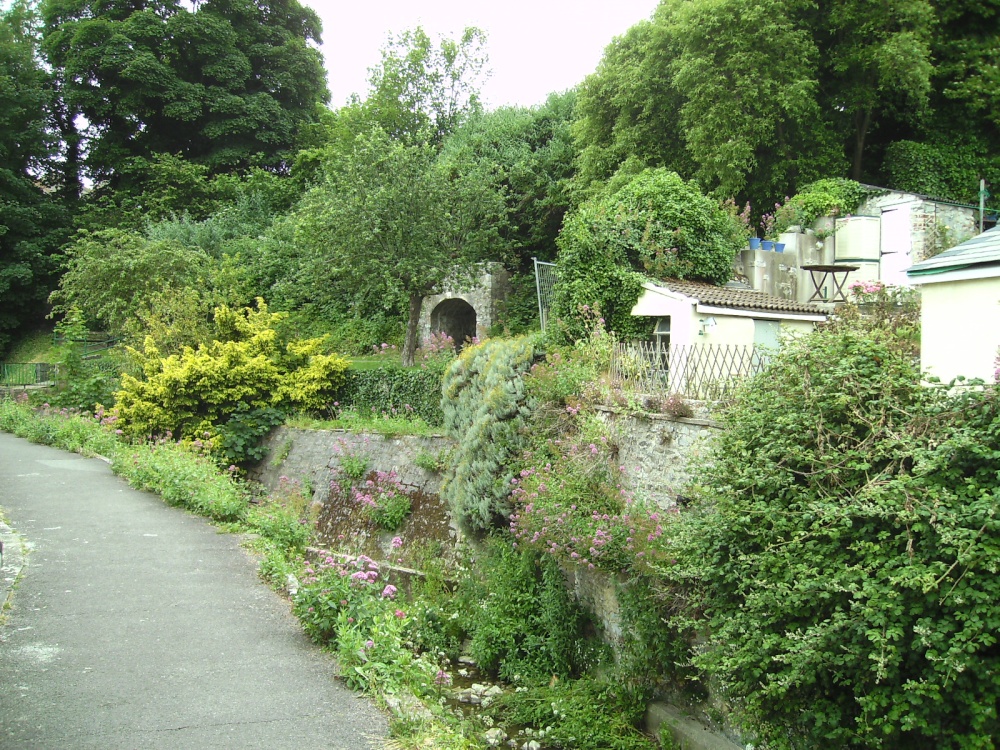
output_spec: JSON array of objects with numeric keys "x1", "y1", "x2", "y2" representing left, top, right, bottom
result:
[{"x1": 115, "y1": 300, "x2": 348, "y2": 451}]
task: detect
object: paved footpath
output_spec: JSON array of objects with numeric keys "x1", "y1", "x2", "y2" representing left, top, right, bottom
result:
[{"x1": 0, "y1": 432, "x2": 388, "y2": 749}]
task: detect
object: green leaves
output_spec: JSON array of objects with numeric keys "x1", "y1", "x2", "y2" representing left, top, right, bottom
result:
[
  {"x1": 678, "y1": 318, "x2": 1000, "y2": 746},
  {"x1": 39, "y1": 0, "x2": 328, "y2": 191},
  {"x1": 441, "y1": 337, "x2": 536, "y2": 529},
  {"x1": 551, "y1": 168, "x2": 742, "y2": 340}
]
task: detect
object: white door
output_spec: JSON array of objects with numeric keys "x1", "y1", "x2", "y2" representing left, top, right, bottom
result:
[{"x1": 880, "y1": 206, "x2": 912, "y2": 286}]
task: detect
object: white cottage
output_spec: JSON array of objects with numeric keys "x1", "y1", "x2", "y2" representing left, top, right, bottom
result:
[
  {"x1": 906, "y1": 225, "x2": 1000, "y2": 383},
  {"x1": 631, "y1": 278, "x2": 827, "y2": 348}
]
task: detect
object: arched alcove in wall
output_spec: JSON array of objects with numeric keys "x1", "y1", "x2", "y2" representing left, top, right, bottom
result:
[{"x1": 430, "y1": 298, "x2": 477, "y2": 350}]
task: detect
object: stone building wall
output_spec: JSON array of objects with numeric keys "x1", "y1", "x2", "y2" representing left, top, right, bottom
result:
[{"x1": 418, "y1": 265, "x2": 511, "y2": 348}]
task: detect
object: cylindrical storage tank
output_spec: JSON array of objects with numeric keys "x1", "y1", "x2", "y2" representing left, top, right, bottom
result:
[
  {"x1": 834, "y1": 216, "x2": 880, "y2": 262},
  {"x1": 841, "y1": 261, "x2": 880, "y2": 289}
]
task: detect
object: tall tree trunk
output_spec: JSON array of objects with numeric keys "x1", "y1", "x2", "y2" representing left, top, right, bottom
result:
[
  {"x1": 851, "y1": 108, "x2": 872, "y2": 182},
  {"x1": 402, "y1": 292, "x2": 423, "y2": 367}
]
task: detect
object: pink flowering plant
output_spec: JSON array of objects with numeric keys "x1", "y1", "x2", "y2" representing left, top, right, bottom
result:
[
  {"x1": 292, "y1": 549, "x2": 436, "y2": 695},
  {"x1": 353, "y1": 469, "x2": 412, "y2": 530},
  {"x1": 509, "y1": 425, "x2": 672, "y2": 574}
]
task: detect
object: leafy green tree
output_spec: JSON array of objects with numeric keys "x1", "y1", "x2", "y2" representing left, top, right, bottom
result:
[
  {"x1": 289, "y1": 127, "x2": 507, "y2": 365},
  {"x1": 552, "y1": 169, "x2": 741, "y2": 338},
  {"x1": 39, "y1": 0, "x2": 328, "y2": 194},
  {"x1": 446, "y1": 91, "x2": 579, "y2": 267},
  {"x1": 572, "y1": 0, "x2": 937, "y2": 208},
  {"x1": 931, "y1": 0, "x2": 1000, "y2": 137},
  {"x1": 665, "y1": 0, "x2": 844, "y2": 206},
  {"x1": 50, "y1": 229, "x2": 212, "y2": 336},
  {"x1": 362, "y1": 26, "x2": 488, "y2": 146},
  {"x1": 815, "y1": 0, "x2": 935, "y2": 180},
  {"x1": 573, "y1": 18, "x2": 691, "y2": 192},
  {"x1": 0, "y1": 1, "x2": 66, "y2": 354}
]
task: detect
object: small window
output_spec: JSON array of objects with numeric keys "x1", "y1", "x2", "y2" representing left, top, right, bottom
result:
[{"x1": 651, "y1": 317, "x2": 671, "y2": 375}]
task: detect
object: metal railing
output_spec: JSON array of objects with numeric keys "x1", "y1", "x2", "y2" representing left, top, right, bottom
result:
[
  {"x1": 610, "y1": 342, "x2": 769, "y2": 401},
  {"x1": 52, "y1": 332, "x2": 120, "y2": 356},
  {"x1": 0, "y1": 363, "x2": 57, "y2": 387},
  {"x1": 533, "y1": 258, "x2": 558, "y2": 332}
]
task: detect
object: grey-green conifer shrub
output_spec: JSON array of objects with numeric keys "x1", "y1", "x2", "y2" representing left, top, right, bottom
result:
[{"x1": 440, "y1": 337, "x2": 536, "y2": 529}]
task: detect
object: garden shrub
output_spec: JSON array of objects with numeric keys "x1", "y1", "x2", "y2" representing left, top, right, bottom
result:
[
  {"x1": 528, "y1": 309, "x2": 615, "y2": 407},
  {"x1": 552, "y1": 168, "x2": 742, "y2": 340},
  {"x1": 440, "y1": 336, "x2": 537, "y2": 529},
  {"x1": 668, "y1": 319, "x2": 1000, "y2": 747},
  {"x1": 293, "y1": 551, "x2": 436, "y2": 696},
  {"x1": 772, "y1": 178, "x2": 874, "y2": 235},
  {"x1": 336, "y1": 366, "x2": 445, "y2": 426},
  {"x1": 114, "y1": 300, "x2": 348, "y2": 463},
  {"x1": 467, "y1": 540, "x2": 598, "y2": 682}
]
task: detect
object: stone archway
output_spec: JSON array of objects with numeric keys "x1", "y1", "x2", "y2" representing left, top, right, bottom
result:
[{"x1": 430, "y1": 298, "x2": 477, "y2": 351}]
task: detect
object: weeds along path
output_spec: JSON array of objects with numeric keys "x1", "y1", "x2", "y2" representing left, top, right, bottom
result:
[{"x1": 0, "y1": 431, "x2": 387, "y2": 750}]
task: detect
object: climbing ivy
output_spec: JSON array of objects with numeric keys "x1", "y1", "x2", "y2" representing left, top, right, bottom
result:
[{"x1": 883, "y1": 139, "x2": 1000, "y2": 210}]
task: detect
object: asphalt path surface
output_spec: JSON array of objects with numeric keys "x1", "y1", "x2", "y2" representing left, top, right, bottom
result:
[{"x1": 0, "y1": 432, "x2": 388, "y2": 749}]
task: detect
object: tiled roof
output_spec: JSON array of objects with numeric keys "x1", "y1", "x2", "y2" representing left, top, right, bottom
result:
[
  {"x1": 654, "y1": 278, "x2": 827, "y2": 316},
  {"x1": 907, "y1": 224, "x2": 1000, "y2": 275}
]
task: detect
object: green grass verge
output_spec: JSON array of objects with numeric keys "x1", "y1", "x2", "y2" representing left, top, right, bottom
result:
[
  {"x1": 286, "y1": 411, "x2": 441, "y2": 437},
  {"x1": 5, "y1": 327, "x2": 57, "y2": 364}
]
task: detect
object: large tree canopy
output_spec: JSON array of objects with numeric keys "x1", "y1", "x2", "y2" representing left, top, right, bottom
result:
[
  {"x1": 40, "y1": 0, "x2": 328, "y2": 193},
  {"x1": 290, "y1": 127, "x2": 506, "y2": 365},
  {"x1": 574, "y1": 0, "x2": 958, "y2": 212},
  {"x1": 0, "y1": 1, "x2": 66, "y2": 354}
]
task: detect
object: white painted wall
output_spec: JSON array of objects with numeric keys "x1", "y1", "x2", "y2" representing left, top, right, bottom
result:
[{"x1": 920, "y1": 277, "x2": 1000, "y2": 383}]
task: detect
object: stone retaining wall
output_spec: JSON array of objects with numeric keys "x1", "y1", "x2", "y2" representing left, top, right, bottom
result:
[
  {"x1": 253, "y1": 416, "x2": 737, "y2": 747},
  {"x1": 253, "y1": 427, "x2": 454, "y2": 503},
  {"x1": 596, "y1": 406, "x2": 722, "y2": 510}
]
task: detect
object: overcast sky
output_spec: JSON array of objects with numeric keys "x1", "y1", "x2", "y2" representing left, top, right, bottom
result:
[{"x1": 312, "y1": 0, "x2": 661, "y2": 110}]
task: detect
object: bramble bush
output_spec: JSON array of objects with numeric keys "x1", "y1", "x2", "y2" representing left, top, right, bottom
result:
[{"x1": 665, "y1": 319, "x2": 1000, "y2": 747}]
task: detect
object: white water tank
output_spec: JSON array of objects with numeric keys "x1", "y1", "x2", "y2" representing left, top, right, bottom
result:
[{"x1": 834, "y1": 216, "x2": 881, "y2": 262}]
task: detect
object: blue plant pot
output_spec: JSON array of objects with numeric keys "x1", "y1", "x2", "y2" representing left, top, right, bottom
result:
[
  {"x1": 749, "y1": 237, "x2": 761, "y2": 250},
  {"x1": 761, "y1": 240, "x2": 775, "y2": 251},
  {"x1": 774, "y1": 242, "x2": 785, "y2": 253}
]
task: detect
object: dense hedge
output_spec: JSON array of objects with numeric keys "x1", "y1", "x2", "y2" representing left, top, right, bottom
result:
[
  {"x1": 674, "y1": 321, "x2": 1000, "y2": 747},
  {"x1": 883, "y1": 140, "x2": 1000, "y2": 210},
  {"x1": 336, "y1": 367, "x2": 445, "y2": 426}
]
